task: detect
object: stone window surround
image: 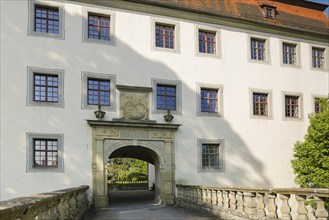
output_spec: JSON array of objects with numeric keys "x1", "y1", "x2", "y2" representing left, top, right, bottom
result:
[
  {"x1": 152, "y1": 78, "x2": 182, "y2": 115},
  {"x1": 282, "y1": 91, "x2": 304, "y2": 121},
  {"x1": 309, "y1": 44, "x2": 328, "y2": 71},
  {"x1": 28, "y1": 0, "x2": 65, "y2": 39},
  {"x1": 26, "y1": 133, "x2": 64, "y2": 172},
  {"x1": 195, "y1": 25, "x2": 221, "y2": 58},
  {"x1": 197, "y1": 138, "x2": 225, "y2": 173},
  {"x1": 249, "y1": 88, "x2": 273, "y2": 120},
  {"x1": 82, "y1": 6, "x2": 116, "y2": 46},
  {"x1": 27, "y1": 66, "x2": 65, "y2": 108},
  {"x1": 280, "y1": 39, "x2": 301, "y2": 68},
  {"x1": 196, "y1": 83, "x2": 223, "y2": 117},
  {"x1": 151, "y1": 17, "x2": 180, "y2": 53},
  {"x1": 81, "y1": 71, "x2": 116, "y2": 111},
  {"x1": 247, "y1": 34, "x2": 271, "y2": 64}
]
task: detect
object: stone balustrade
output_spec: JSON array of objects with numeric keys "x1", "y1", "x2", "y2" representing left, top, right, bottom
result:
[
  {"x1": 0, "y1": 185, "x2": 89, "y2": 220},
  {"x1": 176, "y1": 184, "x2": 329, "y2": 220}
]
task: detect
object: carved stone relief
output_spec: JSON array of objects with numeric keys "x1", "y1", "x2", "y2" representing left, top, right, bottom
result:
[
  {"x1": 117, "y1": 85, "x2": 152, "y2": 120},
  {"x1": 120, "y1": 94, "x2": 148, "y2": 120}
]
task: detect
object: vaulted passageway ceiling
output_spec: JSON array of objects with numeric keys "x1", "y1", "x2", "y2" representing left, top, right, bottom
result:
[{"x1": 109, "y1": 146, "x2": 157, "y2": 165}]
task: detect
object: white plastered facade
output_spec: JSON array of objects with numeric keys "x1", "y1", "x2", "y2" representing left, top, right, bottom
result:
[{"x1": 0, "y1": 0, "x2": 328, "y2": 202}]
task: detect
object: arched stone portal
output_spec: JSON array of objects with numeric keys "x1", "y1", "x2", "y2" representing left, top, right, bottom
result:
[{"x1": 88, "y1": 120, "x2": 180, "y2": 208}]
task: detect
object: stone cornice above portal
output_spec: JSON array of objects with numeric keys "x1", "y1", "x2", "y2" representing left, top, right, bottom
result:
[{"x1": 87, "y1": 119, "x2": 181, "y2": 130}]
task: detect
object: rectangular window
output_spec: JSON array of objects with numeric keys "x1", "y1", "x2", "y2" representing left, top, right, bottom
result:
[
  {"x1": 285, "y1": 96, "x2": 299, "y2": 117},
  {"x1": 312, "y1": 47, "x2": 325, "y2": 69},
  {"x1": 87, "y1": 79, "x2": 111, "y2": 106},
  {"x1": 265, "y1": 8, "x2": 275, "y2": 18},
  {"x1": 156, "y1": 84, "x2": 176, "y2": 110},
  {"x1": 201, "y1": 88, "x2": 218, "y2": 113},
  {"x1": 251, "y1": 38, "x2": 266, "y2": 61},
  {"x1": 155, "y1": 24, "x2": 175, "y2": 49},
  {"x1": 202, "y1": 144, "x2": 220, "y2": 169},
  {"x1": 33, "y1": 139, "x2": 58, "y2": 167},
  {"x1": 283, "y1": 43, "x2": 296, "y2": 65},
  {"x1": 314, "y1": 98, "x2": 321, "y2": 113},
  {"x1": 88, "y1": 13, "x2": 111, "y2": 41},
  {"x1": 199, "y1": 31, "x2": 216, "y2": 54},
  {"x1": 253, "y1": 93, "x2": 268, "y2": 116},
  {"x1": 34, "y1": 74, "x2": 58, "y2": 102},
  {"x1": 35, "y1": 6, "x2": 59, "y2": 34}
]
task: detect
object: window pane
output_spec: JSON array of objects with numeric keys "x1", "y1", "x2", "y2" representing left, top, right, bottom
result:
[
  {"x1": 88, "y1": 14, "x2": 111, "y2": 40},
  {"x1": 34, "y1": 74, "x2": 59, "y2": 103},
  {"x1": 199, "y1": 31, "x2": 216, "y2": 54},
  {"x1": 202, "y1": 144, "x2": 220, "y2": 169},
  {"x1": 251, "y1": 38, "x2": 266, "y2": 61},
  {"x1": 33, "y1": 139, "x2": 58, "y2": 167},
  {"x1": 155, "y1": 24, "x2": 175, "y2": 49},
  {"x1": 87, "y1": 79, "x2": 111, "y2": 106},
  {"x1": 35, "y1": 6, "x2": 59, "y2": 34},
  {"x1": 201, "y1": 88, "x2": 218, "y2": 112},
  {"x1": 156, "y1": 84, "x2": 176, "y2": 110}
]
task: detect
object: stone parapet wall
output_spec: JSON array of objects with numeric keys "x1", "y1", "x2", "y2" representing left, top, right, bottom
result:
[
  {"x1": 176, "y1": 184, "x2": 329, "y2": 220},
  {"x1": 0, "y1": 185, "x2": 89, "y2": 220}
]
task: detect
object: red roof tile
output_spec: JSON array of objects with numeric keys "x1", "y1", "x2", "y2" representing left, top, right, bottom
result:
[{"x1": 124, "y1": 0, "x2": 329, "y2": 35}]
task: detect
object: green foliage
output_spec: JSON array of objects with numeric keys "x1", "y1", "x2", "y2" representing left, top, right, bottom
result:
[
  {"x1": 107, "y1": 158, "x2": 148, "y2": 182},
  {"x1": 291, "y1": 97, "x2": 329, "y2": 188}
]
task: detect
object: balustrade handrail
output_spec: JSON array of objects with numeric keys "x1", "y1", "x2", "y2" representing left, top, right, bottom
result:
[
  {"x1": 176, "y1": 184, "x2": 329, "y2": 220},
  {"x1": 176, "y1": 184, "x2": 329, "y2": 196},
  {"x1": 0, "y1": 185, "x2": 89, "y2": 220}
]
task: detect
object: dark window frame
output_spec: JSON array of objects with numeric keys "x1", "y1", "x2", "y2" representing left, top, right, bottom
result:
[
  {"x1": 253, "y1": 93, "x2": 268, "y2": 116},
  {"x1": 312, "y1": 47, "x2": 325, "y2": 69},
  {"x1": 33, "y1": 139, "x2": 58, "y2": 168},
  {"x1": 34, "y1": 5, "x2": 59, "y2": 34},
  {"x1": 33, "y1": 74, "x2": 59, "y2": 103},
  {"x1": 202, "y1": 144, "x2": 220, "y2": 169},
  {"x1": 283, "y1": 43, "x2": 296, "y2": 65},
  {"x1": 251, "y1": 38, "x2": 266, "y2": 61},
  {"x1": 156, "y1": 84, "x2": 176, "y2": 110},
  {"x1": 201, "y1": 88, "x2": 218, "y2": 113},
  {"x1": 199, "y1": 30, "x2": 216, "y2": 54},
  {"x1": 285, "y1": 96, "x2": 299, "y2": 118},
  {"x1": 87, "y1": 78, "x2": 111, "y2": 106},
  {"x1": 314, "y1": 98, "x2": 321, "y2": 114},
  {"x1": 88, "y1": 13, "x2": 111, "y2": 41},
  {"x1": 155, "y1": 24, "x2": 175, "y2": 49}
]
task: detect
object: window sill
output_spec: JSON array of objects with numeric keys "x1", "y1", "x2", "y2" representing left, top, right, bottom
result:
[
  {"x1": 28, "y1": 31, "x2": 64, "y2": 40},
  {"x1": 82, "y1": 37, "x2": 116, "y2": 46}
]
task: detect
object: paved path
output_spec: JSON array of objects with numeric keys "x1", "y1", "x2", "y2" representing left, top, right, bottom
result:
[{"x1": 84, "y1": 190, "x2": 217, "y2": 220}]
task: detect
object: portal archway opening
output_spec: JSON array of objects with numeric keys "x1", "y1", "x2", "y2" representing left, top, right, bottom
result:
[{"x1": 107, "y1": 146, "x2": 160, "y2": 204}]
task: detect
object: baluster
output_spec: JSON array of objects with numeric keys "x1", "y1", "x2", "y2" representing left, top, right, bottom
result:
[
  {"x1": 237, "y1": 191, "x2": 244, "y2": 213},
  {"x1": 217, "y1": 190, "x2": 223, "y2": 209},
  {"x1": 69, "y1": 193, "x2": 78, "y2": 217},
  {"x1": 314, "y1": 196, "x2": 329, "y2": 220},
  {"x1": 207, "y1": 189, "x2": 212, "y2": 207},
  {"x1": 192, "y1": 188, "x2": 197, "y2": 209},
  {"x1": 229, "y1": 191, "x2": 237, "y2": 210},
  {"x1": 211, "y1": 190, "x2": 217, "y2": 208},
  {"x1": 243, "y1": 192, "x2": 256, "y2": 216},
  {"x1": 57, "y1": 196, "x2": 70, "y2": 219},
  {"x1": 211, "y1": 190, "x2": 218, "y2": 215},
  {"x1": 198, "y1": 188, "x2": 202, "y2": 204},
  {"x1": 267, "y1": 193, "x2": 277, "y2": 218},
  {"x1": 44, "y1": 206, "x2": 59, "y2": 219},
  {"x1": 256, "y1": 193, "x2": 265, "y2": 217},
  {"x1": 223, "y1": 190, "x2": 229, "y2": 209},
  {"x1": 280, "y1": 194, "x2": 291, "y2": 220},
  {"x1": 295, "y1": 195, "x2": 308, "y2": 220}
]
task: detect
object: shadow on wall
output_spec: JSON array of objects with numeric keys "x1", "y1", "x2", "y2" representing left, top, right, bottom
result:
[{"x1": 2, "y1": 1, "x2": 271, "y2": 200}]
